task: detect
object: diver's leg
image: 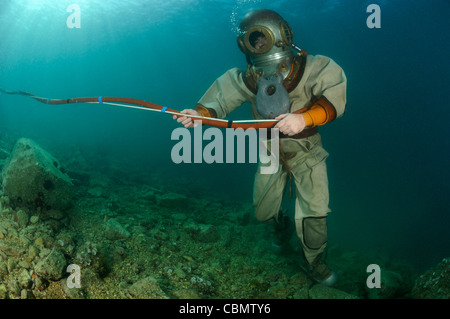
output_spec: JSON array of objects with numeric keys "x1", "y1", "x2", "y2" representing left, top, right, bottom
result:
[
  {"x1": 253, "y1": 162, "x2": 294, "y2": 251},
  {"x1": 253, "y1": 162, "x2": 287, "y2": 223},
  {"x1": 292, "y1": 156, "x2": 337, "y2": 286}
]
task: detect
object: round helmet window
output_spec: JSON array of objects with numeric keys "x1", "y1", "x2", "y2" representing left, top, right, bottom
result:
[{"x1": 243, "y1": 27, "x2": 274, "y2": 54}]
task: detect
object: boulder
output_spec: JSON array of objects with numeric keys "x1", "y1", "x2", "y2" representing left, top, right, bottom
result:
[{"x1": 1, "y1": 138, "x2": 74, "y2": 210}]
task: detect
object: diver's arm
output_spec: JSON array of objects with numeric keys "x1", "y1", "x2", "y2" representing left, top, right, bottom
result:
[
  {"x1": 275, "y1": 96, "x2": 336, "y2": 135},
  {"x1": 300, "y1": 96, "x2": 337, "y2": 127}
]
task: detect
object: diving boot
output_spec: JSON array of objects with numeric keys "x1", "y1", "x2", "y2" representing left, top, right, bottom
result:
[
  {"x1": 301, "y1": 254, "x2": 338, "y2": 287},
  {"x1": 271, "y1": 210, "x2": 295, "y2": 253}
]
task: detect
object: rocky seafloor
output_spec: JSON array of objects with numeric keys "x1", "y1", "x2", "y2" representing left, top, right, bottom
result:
[{"x1": 0, "y1": 134, "x2": 448, "y2": 300}]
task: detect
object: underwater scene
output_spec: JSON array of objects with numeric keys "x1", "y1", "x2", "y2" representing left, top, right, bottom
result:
[{"x1": 0, "y1": 0, "x2": 449, "y2": 302}]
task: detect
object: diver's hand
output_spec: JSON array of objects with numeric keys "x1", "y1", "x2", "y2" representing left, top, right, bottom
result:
[
  {"x1": 274, "y1": 113, "x2": 306, "y2": 136},
  {"x1": 173, "y1": 109, "x2": 201, "y2": 128}
]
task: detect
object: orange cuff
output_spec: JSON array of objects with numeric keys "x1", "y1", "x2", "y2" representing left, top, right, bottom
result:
[
  {"x1": 302, "y1": 97, "x2": 337, "y2": 127},
  {"x1": 195, "y1": 104, "x2": 217, "y2": 118}
]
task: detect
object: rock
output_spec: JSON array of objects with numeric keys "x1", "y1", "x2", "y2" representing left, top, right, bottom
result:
[
  {"x1": 157, "y1": 192, "x2": 188, "y2": 209},
  {"x1": 139, "y1": 189, "x2": 156, "y2": 202},
  {"x1": 104, "y1": 218, "x2": 130, "y2": 240},
  {"x1": 7, "y1": 278, "x2": 21, "y2": 297},
  {"x1": 28, "y1": 245, "x2": 40, "y2": 260},
  {"x1": 34, "y1": 237, "x2": 44, "y2": 248},
  {"x1": 184, "y1": 222, "x2": 220, "y2": 243},
  {"x1": 1, "y1": 138, "x2": 74, "y2": 210},
  {"x1": 14, "y1": 209, "x2": 29, "y2": 228},
  {"x1": 18, "y1": 260, "x2": 31, "y2": 269},
  {"x1": 30, "y1": 215, "x2": 39, "y2": 224},
  {"x1": 125, "y1": 276, "x2": 168, "y2": 299},
  {"x1": 309, "y1": 284, "x2": 358, "y2": 299},
  {"x1": 411, "y1": 257, "x2": 450, "y2": 299},
  {"x1": 289, "y1": 272, "x2": 313, "y2": 289},
  {"x1": 7, "y1": 258, "x2": 17, "y2": 273},
  {"x1": 18, "y1": 269, "x2": 32, "y2": 289},
  {"x1": 197, "y1": 224, "x2": 220, "y2": 243},
  {"x1": 172, "y1": 213, "x2": 188, "y2": 222},
  {"x1": 34, "y1": 248, "x2": 67, "y2": 281},
  {"x1": 0, "y1": 240, "x2": 25, "y2": 257},
  {"x1": 88, "y1": 186, "x2": 103, "y2": 197}
]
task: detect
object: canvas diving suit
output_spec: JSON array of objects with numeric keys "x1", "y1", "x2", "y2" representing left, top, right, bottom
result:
[{"x1": 190, "y1": 9, "x2": 347, "y2": 285}]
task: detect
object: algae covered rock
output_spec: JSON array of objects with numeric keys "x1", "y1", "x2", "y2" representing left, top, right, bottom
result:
[
  {"x1": 18, "y1": 268, "x2": 33, "y2": 289},
  {"x1": 0, "y1": 239, "x2": 25, "y2": 257},
  {"x1": 183, "y1": 221, "x2": 220, "y2": 243},
  {"x1": 104, "y1": 218, "x2": 131, "y2": 240},
  {"x1": 1, "y1": 138, "x2": 74, "y2": 210},
  {"x1": 34, "y1": 248, "x2": 67, "y2": 281},
  {"x1": 157, "y1": 192, "x2": 188, "y2": 209},
  {"x1": 14, "y1": 209, "x2": 29, "y2": 228},
  {"x1": 411, "y1": 257, "x2": 450, "y2": 299}
]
